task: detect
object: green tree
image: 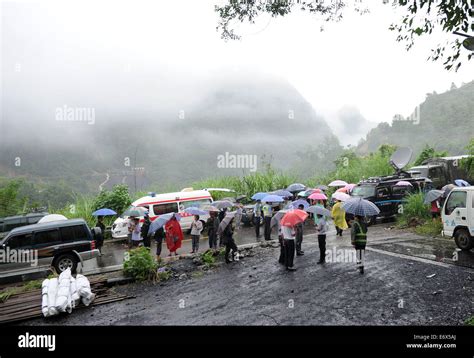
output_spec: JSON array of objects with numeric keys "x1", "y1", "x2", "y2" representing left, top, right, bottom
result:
[
  {"x1": 216, "y1": 0, "x2": 473, "y2": 71},
  {"x1": 413, "y1": 145, "x2": 449, "y2": 166},
  {"x1": 460, "y1": 138, "x2": 474, "y2": 177},
  {"x1": 0, "y1": 180, "x2": 24, "y2": 217},
  {"x1": 92, "y1": 185, "x2": 132, "y2": 215}
]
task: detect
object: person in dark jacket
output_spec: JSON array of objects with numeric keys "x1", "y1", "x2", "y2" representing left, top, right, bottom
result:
[
  {"x1": 222, "y1": 218, "x2": 238, "y2": 264},
  {"x1": 141, "y1": 212, "x2": 152, "y2": 248},
  {"x1": 207, "y1": 211, "x2": 220, "y2": 251},
  {"x1": 295, "y1": 204, "x2": 305, "y2": 256},
  {"x1": 153, "y1": 226, "x2": 165, "y2": 261},
  {"x1": 95, "y1": 216, "x2": 105, "y2": 255},
  {"x1": 351, "y1": 215, "x2": 368, "y2": 274}
]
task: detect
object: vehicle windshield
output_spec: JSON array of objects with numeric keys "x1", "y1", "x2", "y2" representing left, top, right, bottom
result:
[
  {"x1": 408, "y1": 167, "x2": 428, "y2": 178},
  {"x1": 351, "y1": 186, "x2": 376, "y2": 198}
]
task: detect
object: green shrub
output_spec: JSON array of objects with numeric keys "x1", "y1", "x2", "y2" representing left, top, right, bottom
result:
[
  {"x1": 397, "y1": 192, "x2": 430, "y2": 227},
  {"x1": 93, "y1": 185, "x2": 132, "y2": 215},
  {"x1": 123, "y1": 247, "x2": 158, "y2": 281},
  {"x1": 201, "y1": 250, "x2": 216, "y2": 267}
]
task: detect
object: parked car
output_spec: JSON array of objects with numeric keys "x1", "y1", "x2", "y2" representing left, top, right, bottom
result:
[
  {"x1": 441, "y1": 186, "x2": 474, "y2": 251},
  {"x1": 0, "y1": 212, "x2": 49, "y2": 239},
  {"x1": 0, "y1": 219, "x2": 100, "y2": 273}
]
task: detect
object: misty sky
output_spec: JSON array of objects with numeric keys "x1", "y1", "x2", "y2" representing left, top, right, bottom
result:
[{"x1": 1, "y1": 0, "x2": 473, "y2": 146}]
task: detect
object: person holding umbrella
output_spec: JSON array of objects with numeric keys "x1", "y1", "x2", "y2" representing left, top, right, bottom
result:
[
  {"x1": 153, "y1": 226, "x2": 165, "y2": 261},
  {"x1": 262, "y1": 202, "x2": 273, "y2": 241},
  {"x1": 424, "y1": 189, "x2": 444, "y2": 221},
  {"x1": 218, "y1": 212, "x2": 238, "y2": 263},
  {"x1": 280, "y1": 209, "x2": 308, "y2": 271},
  {"x1": 95, "y1": 216, "x2": 105, "y2": 255},
  {"x1": 351, "y1": 216, "x2": 368, "y2": 274},
  {"x1": 331, "y1": 199, "x2": 348, "y2": 237},
  {"x1": 206, "y1": 211, "x2": 220, "y2": 251},
  {"x1": 295, "y1": 204, "x2": 305, "y2": 256},
  {"x1": 165, "y1": 215, "x2": 183, "y2": 256},
  {"x1": 141, "y1": 211, "x2": 152, "y2": 248},
  {"x1": 315, "y1": 214, "x2": 328, "y2": 264},
  {"x1": 130, "y1": 217, "x2": 142, "y2": 247},
  {"x1": 190, "y1": 215, "x2": 203, "y2": 254},
  {"x1": 253, "y1": 199, "x2": 263, "y2": 239},
  {"x1": 342, "y1": 197, "x2": 380, "y2": 274}
]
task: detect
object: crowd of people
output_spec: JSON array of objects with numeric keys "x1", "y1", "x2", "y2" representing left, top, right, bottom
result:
[{"x1": 107, "y1": 189, "x2": 368, "y2": 274}]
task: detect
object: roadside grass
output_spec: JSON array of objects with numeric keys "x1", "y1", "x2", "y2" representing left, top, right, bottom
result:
[
  {"x1": 414, "y1": 220, "x2": 443, "y2": 237},
  {"x1": 0, "y1": 279, "x2": 43, "y2": 303},
  {"x1": 465, "y1": 316, "x2": 474, "y2": 326}
]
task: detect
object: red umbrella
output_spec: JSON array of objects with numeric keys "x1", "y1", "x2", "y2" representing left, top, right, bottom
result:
[
  {"x1": 336, "y1": 187, "x2": 348, "y2": 193},
  {"x1": 280, "y1": 209, "x2": 308, "y2": 227}
]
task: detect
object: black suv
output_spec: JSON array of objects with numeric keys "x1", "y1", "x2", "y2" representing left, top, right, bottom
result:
[
  {"x1": 0, "y1": 219, "x2": 100, "y2": 274},
  {"x1": 351, "y1": 176, "x2": 430, "y2": 224},
  {"x1": 0, "y1": 212, "x2": 48, "y2": 239}
]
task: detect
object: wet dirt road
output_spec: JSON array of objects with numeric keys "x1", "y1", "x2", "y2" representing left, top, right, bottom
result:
[{"x1": 24, "y1": 224, "x2": 474, "y2": 326}]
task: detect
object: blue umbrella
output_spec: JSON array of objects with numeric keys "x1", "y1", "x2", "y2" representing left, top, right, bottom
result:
[
  {"x1": 341, "y1": 197, "x2": 380, "y2": 216},
  {"x1": 251, "y1": 192, "x2": 268, "y2": 201},
  {"x1": 92, "y1": 208, "x2": 117, "y2": 216},
  {"x1": 271, "y1": 190, "x2": 293, "y2": 197},
  {"x1": 454, "y1": 179, "x2": 470, "y2": 187},
  {"x1": 286, "y1": 183, "x2": 306, "y2": 192},
  {"x1": 261, "y1": 194, "x2": 285, "y2": 203},
  {"x1": 286, "y1": 199, "x2": 309, "y2": 210},
  {"x1": 149, "y1": 213, "x2": 181, "y2": 234},
  {"x1": 183, "y1": 207, "x2": 207, "y2": 216}
]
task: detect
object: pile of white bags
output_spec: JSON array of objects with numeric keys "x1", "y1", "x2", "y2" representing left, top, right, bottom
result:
[{"x1": 41, "y1": 269, "x2": 96, "y2": 317}]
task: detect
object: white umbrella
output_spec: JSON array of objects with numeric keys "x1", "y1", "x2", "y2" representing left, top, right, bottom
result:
[
  {"x1": 38, "y1": 214, "x2": 68, "y2": 223},
  {"x1": 328, "y1": 180, "x2": 348, "y2": 187},
  {"x1": 331, "y1": 192, "x2": 351, "y2": 202}
]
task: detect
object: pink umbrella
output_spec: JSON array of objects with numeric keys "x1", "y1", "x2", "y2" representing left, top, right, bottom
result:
[
  {"x1": 395, "y1": 181, "x2": 413, "y2": 187},
  {"x1": 336, "y1": 187, "x2": 348, "y2": 193},
  {"x1": 308, "y1": 192, "x2": 328, "y2": 200},
  {"x1": 345, "y1": 183, "x2": 357, "y2": 191}
]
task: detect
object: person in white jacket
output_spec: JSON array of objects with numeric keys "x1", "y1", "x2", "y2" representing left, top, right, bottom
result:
[{"x1": 190, "y1": 215, "x2": 203, "y2": 254}]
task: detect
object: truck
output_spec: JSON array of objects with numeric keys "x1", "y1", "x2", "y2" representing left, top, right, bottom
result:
[
  {"x1": 408, "y1": 155, "x2": 473, "y2": 189},
  {"x1": 441, "y1": 186, "x2": 474, "y2": 251}
]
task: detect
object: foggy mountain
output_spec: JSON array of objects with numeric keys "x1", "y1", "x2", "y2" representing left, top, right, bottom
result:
[
  {"x1": 0, "y1": 68, "x2": 338, "y2": 193},
  {"x1": 357, "y1": 81, "x2": 474, "y2": 155}
]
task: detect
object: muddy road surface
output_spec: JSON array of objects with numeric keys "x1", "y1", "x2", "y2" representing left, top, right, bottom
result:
[{"x1": 23, "y1": 224, "x2": 474, "y2": 326}]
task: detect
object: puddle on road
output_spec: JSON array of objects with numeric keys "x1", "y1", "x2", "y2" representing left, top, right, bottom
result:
[{"x1": 372, "y1": 238, "x2": 474, "y2": 269}]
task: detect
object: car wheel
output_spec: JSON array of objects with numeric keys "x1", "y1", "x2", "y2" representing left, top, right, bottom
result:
[
  {"x1": 454, "y1": 229, "x2": 473, "y2": 251},
  {"x1": 53, "y1": 254, "x2": 78, "y2": 273}
]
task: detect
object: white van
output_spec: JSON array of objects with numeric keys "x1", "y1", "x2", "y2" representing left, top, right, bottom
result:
[
  {"x1": 441, "y1": 186, "x2": 474, "y2": 250},
  {"x1": 111, "y1": 188, "x2": 232, "y2": 238}
]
